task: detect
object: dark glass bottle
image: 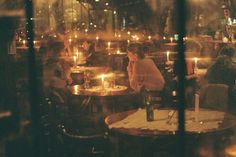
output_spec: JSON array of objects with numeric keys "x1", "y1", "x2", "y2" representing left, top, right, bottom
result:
[{"x1": 145, "y1": 94, "x2": 154, "y2": 121}]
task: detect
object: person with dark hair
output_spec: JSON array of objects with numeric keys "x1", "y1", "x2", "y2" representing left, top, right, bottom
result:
[
  {"x1": 127, "y1": 43, "x2": 165, "y2": 92},
  {"x1": 205, "y1": 46, "x2": 236, "y2": 87}
]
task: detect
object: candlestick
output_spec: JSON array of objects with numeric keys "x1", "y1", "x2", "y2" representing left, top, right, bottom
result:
[
  {"x1": 194, "y1": 93, "x2": 200, "y2": 122},
  {"x1": 166, "y1": 51, "x2": 170, "y2": 62}
]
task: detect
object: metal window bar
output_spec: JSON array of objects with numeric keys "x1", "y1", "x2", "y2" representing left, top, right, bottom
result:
[
  {"x1": 25, "y1": 0, "x2": 41, "y2": 157},
  {"x1": 176, "y1": 0, "x2": 187, "y2": 157}
]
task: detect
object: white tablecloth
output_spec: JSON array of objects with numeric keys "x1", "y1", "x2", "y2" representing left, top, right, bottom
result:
[{"x1": 109, "y1": 109, "x2": 225, "y2": 132}]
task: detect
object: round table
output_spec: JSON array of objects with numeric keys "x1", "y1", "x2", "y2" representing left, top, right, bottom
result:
[{"x1": 105, "y1": 108, "x2": 236, "y2": 157}]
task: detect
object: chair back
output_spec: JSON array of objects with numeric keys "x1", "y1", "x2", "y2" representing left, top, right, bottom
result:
[{"x1": 199, "y1": 84, "x2": 229, "y2": 111}]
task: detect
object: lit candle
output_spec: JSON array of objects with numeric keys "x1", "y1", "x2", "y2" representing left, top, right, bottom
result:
[
  {"x1": 170, "y1": 37, "x2": 173, "y2": 43},
  {"x1": 101, "y1": 74, "x2": 105, "y2": 89},
  {"x1": 23, "y1": 40, "x2": 26, "y2": 46},
  {"x1": 172, "y1": 90, "x2": 177, "y2": 96},
  {"x1": 75, "y1": 34, "x2": 78, "y2": 38},
  {"x1": 117, "y1": 49, "x2": 120, "y2": 54},
  {"x1": 166, "y1": 51, "x2": 170, "y2": 62},
  {"x1": 69, "y1": 38, "x2": 72, "y2": 44},
  {"x1": 33, "y1": 40, "x2": 36, "y2": 45},
  {"x1": 127, "y1": 31, "x2": 130, "y2": 35},
  {"x1": 96, "y1": 36, "x2": 99, "y2": 41},
  {"x1": 74, "y1": 85, "x2": 79, "y2": 95},
  {"x1": 148, "y1": 36, "x2": 151, "y2": 40},
  {"x1": 127, "y1": 40, "x2": 130, "y2": 44},
  {"x1": 73, "y1": 56, "x2": 77, "y2": 66},
  {"x1": 107, "y1": 42, "x2": 111, "y2": 49},
  {"x1": 163, "y1": 36, "x2": 166, "y2": 40},
  {"x1": 194, "y1": 57, "x2": 198, "y2": 69}
]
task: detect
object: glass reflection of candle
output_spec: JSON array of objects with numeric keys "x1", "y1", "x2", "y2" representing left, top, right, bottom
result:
[
  {"x1": 107, "y1": 42, "x2": 111, "y2": 49},
  {"x1": 170, "y1": 37, "x2": 173, "y2": 43},
  {"x1": 166, "y1": 51, "x2": 170, "y2": 62},
  {"x1": 194, "y1": 57, "x2": 198, "y2": 68}
]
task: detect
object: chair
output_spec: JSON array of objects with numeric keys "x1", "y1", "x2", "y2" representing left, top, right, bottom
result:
[
  {"x1": 58, "y1": 124, "x2": 110, "y2": 157},
  {"x1": 199, "y1": 83, "x2": 229, "y2": 111}
]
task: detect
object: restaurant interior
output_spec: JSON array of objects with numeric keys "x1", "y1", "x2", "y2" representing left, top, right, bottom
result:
[{"x1": 1, "y1": 0, "x2": 236, "y2": 157}]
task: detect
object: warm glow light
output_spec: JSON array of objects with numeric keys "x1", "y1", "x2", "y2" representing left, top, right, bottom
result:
[
  {"x1": 148, "y1": 36, "x2": 151, "y2": 40},
  {"x1": 113, "y1": 11, "x2": 116, "y2": 14},
  {"x1": 163, "y1": 36, "x2": 166, "y2": 40},
  {"x1": 33, "y1": 40, "x2": 36, "y2": 45},
  {"x1": 127, "y1": 31, "x2": 131, "y2": 35},
  {"x1": 107, "y1": 42, "x2": 111, "y2": 49},
  {"x1": 22, "y1": 40, "x2": 26, "y2": 46},
  {"x1": 73, "y1": 56, "x2": 77, "y2": 66},
  {"x1": 74, "y1": 85, "x2": 79, "y2": 95},
  {"x1": 69, "y1": 38, "x2": 72, "y2": 43},
  {"x1": 127, "y1": 40, "x2": 130, "y2": 44},
  {"x1": 170, "y1": 37, "x2": 173, "y2": 43},
  {"x1": 118, "y1": 34, "x2": 121, "y2": 38},
  {"x1": 85, "y1": 29, "x2": 88, "y2": 33},
  {"x1": 166, "y1": 51, "x2": 170, "y2": 62},
  {"x1": 105, "y1": 2, "x2": 109, "y2": 5},
  {"x1": 117, "y1": 49, "x2": 120, "y2": 54},
  {"x1": 172, "y1": 90, "x2": 177, "y2": 96},
  {"x1": 74, "y1": 34, "x2": 78, "y2": 38},
  {"x1": 96, "y1": 36, "x2": 99, "y2": 40},
  {"x1": 194, "y1": 57, "x2": 198, "y2": 68}
]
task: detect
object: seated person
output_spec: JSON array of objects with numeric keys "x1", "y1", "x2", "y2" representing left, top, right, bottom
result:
[
  {"x1": 205, "y1": 47, "x2": 236, "y2": 87},
  {"x1": 127, "y1": 43, "x2": 165, "y2": 92},
  {"x1": 205, "y1": 46, "x2": 236, "y2": 108},
  {"x1": 42, "y1": 39, "x2": 72, "y2": 103}
]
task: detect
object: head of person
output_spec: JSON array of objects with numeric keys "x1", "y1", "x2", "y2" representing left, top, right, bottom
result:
[
  {"x1": 220, "y1": 47, "x2": 235, "y2": 58},
  {"x1": 127, "y1": 43, "x2": 145, "y2": 61}
]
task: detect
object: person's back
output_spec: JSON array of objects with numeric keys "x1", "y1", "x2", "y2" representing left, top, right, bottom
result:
[{"x1": 133, "y1": 58, "x2": 165, "y2": 91}]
